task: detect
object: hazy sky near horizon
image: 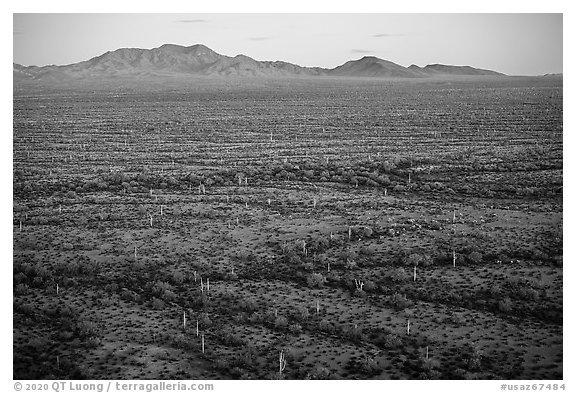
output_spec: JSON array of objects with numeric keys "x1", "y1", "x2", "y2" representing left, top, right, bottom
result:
[{"x1": 13, "y1": 13, "x2": 562, "y2": 75}]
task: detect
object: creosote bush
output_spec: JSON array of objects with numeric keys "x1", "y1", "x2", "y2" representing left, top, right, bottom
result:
[{"x1": 306, "y1": 272, "x2": 326, "y2": 288}]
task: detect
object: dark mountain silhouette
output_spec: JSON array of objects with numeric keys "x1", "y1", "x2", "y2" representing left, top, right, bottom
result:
[{"x1": 13, "y1": 43, "x2": 506, "y2": 81}]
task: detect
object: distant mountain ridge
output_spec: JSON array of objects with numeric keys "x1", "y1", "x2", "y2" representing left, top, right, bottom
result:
[{"x1": 13, "y1": 43, "x2": 506, "y2": 81}]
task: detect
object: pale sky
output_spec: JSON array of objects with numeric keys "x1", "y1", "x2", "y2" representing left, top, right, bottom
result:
[{"x1": 13, "y1": 13, "x2": 563, "y2": 76}]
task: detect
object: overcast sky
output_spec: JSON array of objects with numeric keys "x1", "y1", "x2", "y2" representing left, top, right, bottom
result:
[{"x1": 13, "y1": 13, "x2": 562, "y2": 76}]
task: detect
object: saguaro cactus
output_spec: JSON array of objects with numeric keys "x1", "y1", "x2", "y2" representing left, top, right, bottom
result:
[
  {"x1": 354, "y1": 279, "x2": 364, "y2": 292},
  {"x1": 453, "y1": 250, "x2": 456, "y2": 268},
  {"x1": 407, "y1": 319, "x2": 411, "y2": 335},
  {"x1": 279, "y1": 350, "x2": 287, "y2": 376},
  {"x1": 201, "y1": 334, "x2": 205, "y2": 353},
  {"x1": 413, "y1": 266, "x2": 417, "y2": 281},
  {"x1": 183, "y1": 311, "x2": 187, "y2": 330}
]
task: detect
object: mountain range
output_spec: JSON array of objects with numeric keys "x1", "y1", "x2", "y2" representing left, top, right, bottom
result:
[{"x1": 13, "y1": 43, "x2": 506, "y2": 81}]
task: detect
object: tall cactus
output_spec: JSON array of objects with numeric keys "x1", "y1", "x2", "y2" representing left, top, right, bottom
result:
[{"x1": 279, "y1": 350, "x2": 287, "y2": 376}]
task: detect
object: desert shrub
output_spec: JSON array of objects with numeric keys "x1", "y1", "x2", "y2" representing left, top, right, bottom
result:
[
  {"x1": 152, "y1": 280, "x2": 176, "y2": 300},
  {"x1": 13, "y1": 272, "x2": 27, "y2": 285},
  {"x1": 325, "y1": 270, "x2": 341, "y2": 284},
  {"x1": 239, "y1": 298, "x2": 257, "y2": 313},
  {"x1": 462, "y1": 343, "x2": 483, "y2": 371},
  {"x1": 76, "y1": 320, "x2": 99, "y2": 339},
  {"x1": 318, "y1": 319, "x2": 335, "y2": 334},
  {"x1": 170, "y1": 271, "x2": 185, "y2": 285},
  {"x1": 404, "y1": 253, "x2": 433, "y2": 267},
  {"x1": 219, "y1": 329, "x2": 245, "y2": 347},
  {"x1": 309, "y1": 236, "x2": 330, "y2": 253},
  {"x1": 306, "y1": 365, "x2": 331, "y2": 380},
  {"x1": 199, "y1": 313, "x2": 212, "y2": 328},
  {"x1": 274, "y1": 316, "x2": 288, "y2": 330},
  {"x1": 517, "y1": 287, "x2": 540, "y2": 301},
  {"x1": 301, "y1": 262, "x2": 314, "y2": 271},
  {"x1": 306, "y1": 273, "x2": 326, "y2": 288},
  {"x1": 353, "y1": 288, "x2": 367, "y2": 298},
  {"x1": 288, "y1": 254, "x2": 302, "y2": 265},
  {"x1": 150, "y1": 297, "x2": 165, "y2": 310},
  {"x1": 359, "y1": 245, "x2": 376, "y2": 256},
  {"x1": 365, "y1": 178, "x2": 379, "y2": 187},
  {"x1": 288, "y1": 323, "x2": 303, "y2": 335},
  {"x1": 468, "y1": 251, "x2": 483, "y2": 264},
  {"x1": 350, "y1": 225, "x2": 374, "y2": 239},
  {"x1": 389, "y1": 267, "x2": 409, "y2": 282},
  {"x1": 14, "y1": 283, "x2": 29, "y2": 295},
  {"x1": 347, "y1": 356, "x2": 381, "y2": 376},
  {"x1": 344, "y1": 325, "x2": 364, "y2": 342},
  {"x1": 363, "y1": 280, "x2": 376, "y2": 291},
  {"x1": 293, "y1": 305, "x2": 310, "y2": 321},
  {"x1": 248, "y1": 312, "x2": 265, "y2": 324},
  {"x1": 384, "y1": 334, "x2": 402, "y2": 349},
  {"x1": 345, "y1": 258, "x2": 358, "y2": 270},
  {"x1": 14, "y1": 301, "x2": 35, "y2": 316},
  {"x1": 170, "y1": 333, "x2": 194, "y2": 350},
  {"x1": 85, "y1": 336, "x2": 102, "y2": 349},
  {"x1": 232, "y1": 312, "x2": 248, "y2": 324},
  {"x1": 235, "y1": 249, "x2": 255, "y2": 262},
  {"x1": 388, "y1": 292, "x2": 413, "y2": 310},
  {"x1": 489, "y1": 284, "x2": 502, "y2": 296},
  {"x1": 498, "y1": 297, "x2": 513, "y2": 313}
]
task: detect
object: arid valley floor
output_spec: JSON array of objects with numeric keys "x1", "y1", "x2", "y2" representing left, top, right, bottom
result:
[{"x1": 13, "y1": 76, "x2": 562, "y2": 380}]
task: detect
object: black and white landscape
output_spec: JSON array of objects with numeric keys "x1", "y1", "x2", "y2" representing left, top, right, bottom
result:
[{"x1": 13, "y1": 14, "x2": 563, "y2": 381}]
